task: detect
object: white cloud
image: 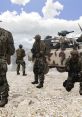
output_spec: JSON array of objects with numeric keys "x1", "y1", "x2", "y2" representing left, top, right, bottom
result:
[
  {"x1": 0, "y1": 10, "x2": 82, "y2": 50},
  {"x1": 10, "y1": 0, "x2": 30, "y2": 6},
  {"x1": 42, "y1": 0, "x2": 63, "y2": 18},
  {"x1": 0, "y1": 10, "x2": 82, "y2": 70}
]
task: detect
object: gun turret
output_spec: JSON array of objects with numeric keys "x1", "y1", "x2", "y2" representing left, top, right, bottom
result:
[{"x1": 58, "y1": 30, "x2": 74, "y2": 36}]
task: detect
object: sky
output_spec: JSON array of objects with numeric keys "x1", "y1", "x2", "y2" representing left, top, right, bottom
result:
[
  {"x1": 0, "y1": 0, "x2": 82, "y2": 20},
  {"x1": 0, "y1": 0, "x2": 82, "y2": 49}
]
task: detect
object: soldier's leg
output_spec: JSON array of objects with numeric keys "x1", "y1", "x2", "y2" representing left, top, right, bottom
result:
[
  {"x1": 0, "y1": 62, "x2": 9, "y2": 107},
  {"x1": 32, "y1": 74, "x2": 38, "y2": 84},
  {"x1": 36, "y1": 73, "x2": 44, "y2": 88},
  {"x1": 79, "y1": 82, "x2": 82, "y2": 95},
  {"x1": 17, "y1": 63, "x2": 20, "y2": 75},
  {"x1": 22, "y1": 61, "x2": 27, "y2": 76}
]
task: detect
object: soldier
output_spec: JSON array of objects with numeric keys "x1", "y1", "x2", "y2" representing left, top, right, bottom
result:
[
  {"x1": 63, "y1": 50, "x2": 82, "y2": 95},
  {"x1": 0, "y1": 27, "x2": 15, "y2": 107},
  {"x1": 31, "y1": 34, "x2": 48, "y2": 88},
  {"x1": 16, "y1": 44, "x2": 27, "y2": 76},
  {"x1": 31, "y1": 34, "x2": 46, "y2": 60}
]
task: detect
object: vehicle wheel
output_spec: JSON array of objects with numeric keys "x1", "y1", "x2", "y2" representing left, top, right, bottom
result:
[{"x1": 56, "y1": 67, "x2": 65, "y2": 72}]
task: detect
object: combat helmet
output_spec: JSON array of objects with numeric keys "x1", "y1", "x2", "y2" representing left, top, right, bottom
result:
[
  {"x1": 19, "y1": 44, "x2": 23, "y2": 48},
  {"x1": 34, "y1": 34, "x2": 41, "y2": 41}
]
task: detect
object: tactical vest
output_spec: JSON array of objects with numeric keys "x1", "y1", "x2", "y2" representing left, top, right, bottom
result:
[{"x1": 16, "y1": 49, "x2": 25, "y2": 60}]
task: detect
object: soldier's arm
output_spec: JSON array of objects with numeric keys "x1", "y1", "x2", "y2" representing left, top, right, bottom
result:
[
  {"x1": 40, "y1": 41, "x2": 46, "y2": 54},
  {"x1": 31, "y1": 43, "x2": 36, "y2": 54},
  {"x1": 7, "y1": 32, "x2": 15, "y2": 55},
  {"x1": 22, "y1": 49, "x2": 26, "y2": 57}
]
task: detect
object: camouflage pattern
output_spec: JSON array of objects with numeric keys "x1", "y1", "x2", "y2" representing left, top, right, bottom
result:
[
  {"x1": 31, "y1": 35, "x2": 48, "y2": 88},
  {"x1": 33, "y1": 55, "x2": 46, "y2": 88},
  {"x1": 63, "y1": 50, "x2": 82, "y2": 95},
  {"x1": 16, "y1": 47, "x2": 26, "y2": 75},
  {"x1": 0, "y1": 27, "x2": 15, "y2": 107},
  {"x1": 31, "y1": 40, "x2": 46, "y2": 60}
]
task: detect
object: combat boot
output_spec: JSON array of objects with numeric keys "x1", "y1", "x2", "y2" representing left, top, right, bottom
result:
[
  {"x1": 66, "y1": 82, "x2": 74, "y2": 92},
  {"x1": 0, "y1": 98, "x2": 8, "y2": 107},
  {"x1": 17, "y1": 71, "x2": 20, "y2": 75},
  {"x1": 32, "y1": 75, "x2": 38, "y2": 84},
  {"x1": 23, "y1": 71, "x2": 27, "y2": 76},
  {"x1": 32, "y1": 81, "x2": 38, "y2": 84},
  {"x1": 63, "y1": 80, "x2": 67, "y2": 87},
  {"x1": 36, "y1": 82, "x2": 43, "y2": 88}
]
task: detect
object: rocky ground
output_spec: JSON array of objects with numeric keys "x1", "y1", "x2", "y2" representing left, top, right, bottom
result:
[{"x1": 0, "y1": 68, "x2": 82, "y2": 117}]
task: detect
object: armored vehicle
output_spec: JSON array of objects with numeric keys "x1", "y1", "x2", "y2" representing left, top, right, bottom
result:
[{"x1": 28, "y1": 30, "x2": 82, "y2": 72}]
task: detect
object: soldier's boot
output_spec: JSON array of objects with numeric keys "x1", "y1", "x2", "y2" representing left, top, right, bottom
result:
[
  {"x1": 63, "y1": 80, "x2": 67, "y2": 87},
  {"x1": 32, "y1": 81, "x2": 38, "y2": 84},
  {"x1": 17, "y1": 71, "x2": 20, "y2": 75},
  {"x1": 23, "y1": 71, "x2": 27, "y2": 76},
  {"x1": 32, "y1": 75, "x2": 38, "y2": 84},
  {"x1": 36, "y1": 74, "x2": 44, "y2": 88},
  {"x1": 66, "y1": 82, "x2": 74, "y2": 92},
  {"x1": 0, "y1": 97, "x2": 8, "y2": 107},
  {"x1": 36, "y1": 82, "x2": 43, "y2": 88},
  {"x1": 79, "y1": 82, "x2": 82, "y2": 95}
]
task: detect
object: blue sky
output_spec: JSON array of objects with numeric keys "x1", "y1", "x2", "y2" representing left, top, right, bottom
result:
[
  {"x1": 0, "y1": 0, "x2": 82, "y2": 20},
  {"x1": 59, "y1": 0, "x2": 82, "y2": 20},
  {"x1": 0, "y1": 0, "x2": 82, "y2": 49}
]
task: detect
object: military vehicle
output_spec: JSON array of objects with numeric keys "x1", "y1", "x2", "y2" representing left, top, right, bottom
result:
[
  {"x1": 76, "y1": 23, "x2": 82, "y2": 42},
  {"x1": 43, "y1": 31, "x2": 79, "y2": 72},
  {"x1": 28, "y1": 29, "x2": 82, "y2": 72}
]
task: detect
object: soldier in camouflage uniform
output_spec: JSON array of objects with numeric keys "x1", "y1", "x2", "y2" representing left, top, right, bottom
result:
[
  {"x1": 16, "y1": 44, "x2": 27, "y2": 76},
  {"x1": 31, "y1": 34, "x2": 47, "y2": 88},
  {"x1": 0, "y1": 27, "x2": 15, "y2": 107},
  {"x1": 63, "y1": 50, "x2": 82, "y2": 95}
]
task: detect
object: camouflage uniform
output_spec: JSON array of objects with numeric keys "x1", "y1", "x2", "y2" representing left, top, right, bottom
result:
[
  {"x1": 0, "y1": 28, "x2": 15, "y2": 107},
  {"x1": 16, "y1": 45, "x2": 26, "y2": 76},
  {"x1": 33, "y1": 54, "x2": 46, "y2": 88},
  {"x1": 31, "y1": 35, "x2": 47, "y2": 88},
  {"x1": 63, "y1": 50, "x2": 82, "y2": 95}
]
